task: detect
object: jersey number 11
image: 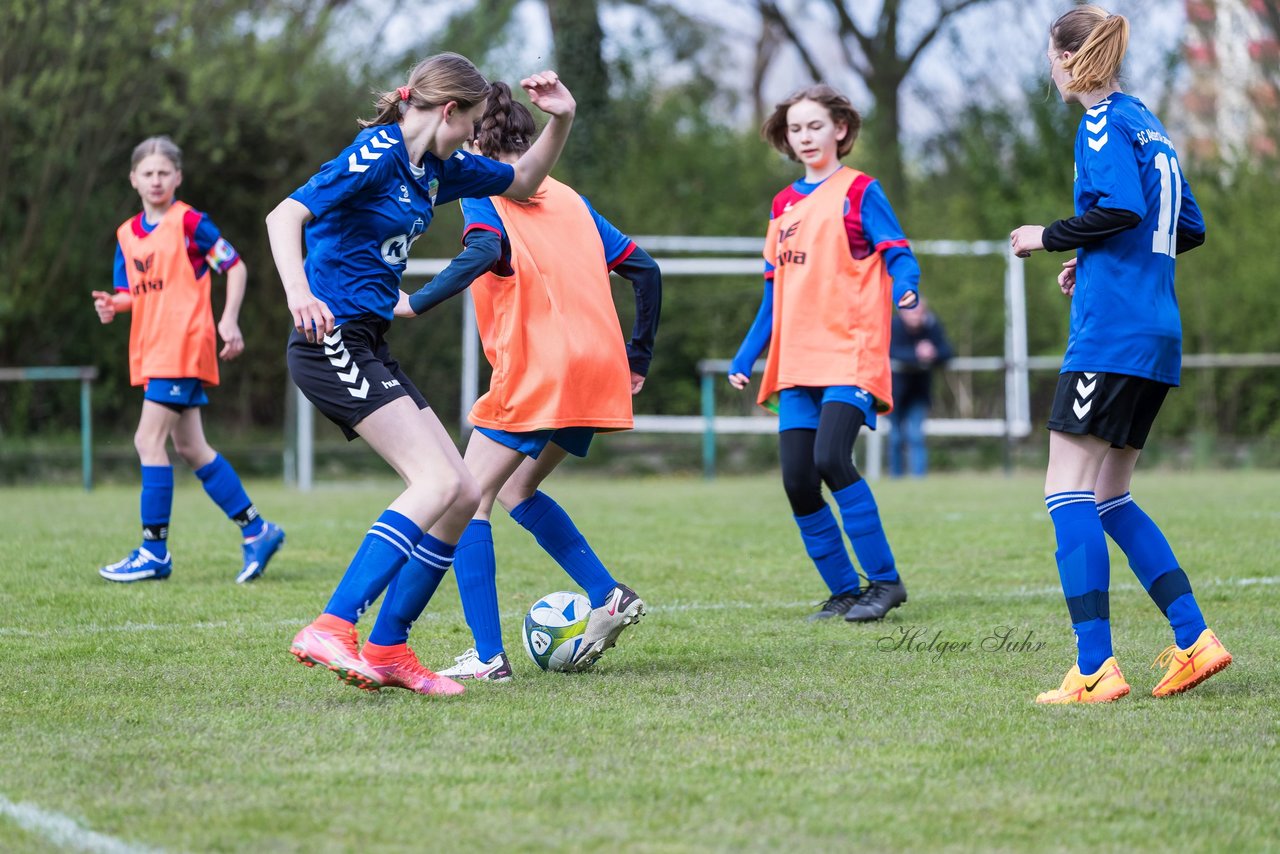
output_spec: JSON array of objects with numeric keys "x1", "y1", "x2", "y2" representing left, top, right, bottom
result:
[{"x1": 1152, "y1": 152, "x2": 1182, "y2": 258}]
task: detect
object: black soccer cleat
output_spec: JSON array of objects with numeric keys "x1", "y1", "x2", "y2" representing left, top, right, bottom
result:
[
  {"x1": 843, "y1": 579, "x2": 907, "y2": 622},
  {"x1": 806, "y1": 591, "x2": 861, "y2": 622}
]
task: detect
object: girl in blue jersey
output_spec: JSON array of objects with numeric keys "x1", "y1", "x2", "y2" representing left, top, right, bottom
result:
[
  {"x1": 93, "y1": 135, "x2": 285, "y2": 586},
  {"x1": 729, "y1": 84, "x2": 921, "y2": 625},
  {"x1": 391, "y1": 83, "x2": 662, "y2": 680},
  {"x1": 265, "y1": 53, "x2": 576, "y2": 697},
  {"x1": 1010, "y1": 6, "x2": 1230, "y2": 704}
]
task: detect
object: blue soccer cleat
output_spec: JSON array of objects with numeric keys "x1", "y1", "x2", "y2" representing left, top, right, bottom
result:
[
  {"x1": 99, "y1": 547, "x2": 172, "y2": 583},
  {"x1": 237, "y1": 521, "x2": 285, "y2": 583}
]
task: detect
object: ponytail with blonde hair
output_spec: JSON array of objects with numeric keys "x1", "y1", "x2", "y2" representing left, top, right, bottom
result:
[
  {"x1": 360, "y1": 52, "x2": 492, "y2": 128},
  {"x1": 1051, "y1": 5, "x2": 1129, "y2": 94}
]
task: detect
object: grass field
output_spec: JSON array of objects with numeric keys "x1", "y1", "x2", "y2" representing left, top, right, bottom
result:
[{"x1": 1, "y1": 470, "x2": 1277, "y2": 852}]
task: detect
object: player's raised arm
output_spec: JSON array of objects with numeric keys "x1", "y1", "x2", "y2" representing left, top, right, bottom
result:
[{"x1": 503, "y1": 71, "x2": 575, "y2": 199}]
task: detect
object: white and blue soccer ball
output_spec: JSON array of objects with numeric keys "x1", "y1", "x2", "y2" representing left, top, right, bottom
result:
[{"x1": 522, "y1": 591, "x2": 590, "y2": 672}]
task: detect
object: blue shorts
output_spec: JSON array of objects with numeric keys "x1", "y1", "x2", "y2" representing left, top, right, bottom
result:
[
  {"x1": 778, "y1": 386, "x2": 878, "y2": 432},
  {"x1": 475, "y1": 426, "x2": 596, "y2": 459},
  {"x1": 144, "y1": 378, "x2": 208, "y2": 411}
]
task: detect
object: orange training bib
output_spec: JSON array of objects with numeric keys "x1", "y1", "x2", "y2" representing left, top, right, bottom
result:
[
  {"x1": 115, "y1": 201, "x2": 218, "y2": 387},
  {"x1": 468, "y1": 178, "x2": 633, "y2": 432},
  {"x1": 758, "y1": 167, "x2": 894, "y2": 412}
]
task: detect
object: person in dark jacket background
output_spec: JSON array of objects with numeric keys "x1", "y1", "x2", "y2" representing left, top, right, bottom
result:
[{"x1": 889, "y1": 298, "x2": 952, "y2": 477}]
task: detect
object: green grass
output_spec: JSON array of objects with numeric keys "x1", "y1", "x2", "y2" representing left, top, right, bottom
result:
[{"x1": 2, "y1": 471, "x2": 1278, "y2": 852}]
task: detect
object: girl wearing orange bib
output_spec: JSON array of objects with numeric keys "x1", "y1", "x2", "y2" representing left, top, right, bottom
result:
[
  {"x1": 396, "y1": 84, "x2": 662, "y2": 679},
  {"x1": 730, "y1": 85, "x2": 921, "y2": 623},
  {"x1": 91, "y1": 136, "x2": 284, "y2": 585}
]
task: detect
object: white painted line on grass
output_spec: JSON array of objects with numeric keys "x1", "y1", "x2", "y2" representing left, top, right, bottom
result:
[
  {"x1": 0, "y1": 794, "x2": 164, "y2": 854},
  {"x1": 0, "y1": 575, "x2": 1274, "y2": 639}
]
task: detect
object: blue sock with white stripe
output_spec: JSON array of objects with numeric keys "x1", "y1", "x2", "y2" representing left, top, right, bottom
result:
[
  {"x1": 323, "y1": 510, "x2": 422, "y2": 624},
  {"x1": 509, "y1": 491, "x2": 617, "y2": 608},
  {"x1": 140, "y1": 464, "x2": 173, "y2": 558},
  {"x1": 1046, "y1": 491, "x2": 1112, "y2": 674},
  {"x1": 1098, "y1": 492, "x2": 1206, "y2": 649},
  {"x1": 194, "y1": 454, "x2": 265, "y2": 538},
  {"x1": 367, "y1": 534, "x2": 455, "y2": 646},
  {"x1": 794, "y1": 505, "x2": 861, "y2": 596},
  {"x1": 455, "y1": 519, "x2": 504, "y2": 661},
  {"x1": 832, "y1": 480, "x2": 899, "y2": 582}
]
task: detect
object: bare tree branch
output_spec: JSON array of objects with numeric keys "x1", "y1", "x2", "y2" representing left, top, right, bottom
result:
[
  {"x1": 904, "y1": 0, "x2": 990, "y2": 68},
  {"x1": 756, "y1": 0, "x2": 826, "y2": 82}
]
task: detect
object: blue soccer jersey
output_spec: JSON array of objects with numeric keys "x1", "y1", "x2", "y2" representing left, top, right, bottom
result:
[
  {"x1": 289, "y1": 124, "x2": 515, "y2": 324},
  {"x1": 1065, "y1": 93, "x2": 1204, "y2": 385}
]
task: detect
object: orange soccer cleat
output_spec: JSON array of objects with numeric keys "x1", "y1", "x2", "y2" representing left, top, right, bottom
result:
[
  {"x1": 1035, "y1": 656, "x2": 1131, "y2": 705},
  {"x1": 360, "y1": 642, "x2": 465, "y2": 697},
  {"x1": 290, "y1": 614, "x2": 382, "y2": 691},
  {"x1": 1151, "y1": 628, "x2": 1232, "y2": 698}
]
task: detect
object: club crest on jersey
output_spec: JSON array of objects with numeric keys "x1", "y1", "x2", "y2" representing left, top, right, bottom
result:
[
  {"x1": 427, "y1": 177, "x2": 439, "y2": 205},
  {"x1": 380, "y1": 217, "x2": 426, "y2": 266}
]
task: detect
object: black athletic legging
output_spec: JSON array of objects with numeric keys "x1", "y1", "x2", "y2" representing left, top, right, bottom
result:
[{"x1": 779, "y1": 402, "x2": 867, "y2": 517}]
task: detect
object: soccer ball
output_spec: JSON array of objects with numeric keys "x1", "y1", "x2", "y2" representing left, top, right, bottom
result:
[{"x1": 522, "y1": 591, "x2": 591, "y2": 672}]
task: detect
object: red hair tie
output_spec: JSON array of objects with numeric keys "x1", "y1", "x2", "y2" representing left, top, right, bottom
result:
[{"x1": 397, "y1": 86, "x2": 411, "y2": 102}]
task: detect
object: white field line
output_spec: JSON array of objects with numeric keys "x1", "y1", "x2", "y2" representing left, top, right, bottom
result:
[
  {"x1": 0, "y1": 794, "x2": 165, "y2": 854},
  {"x1": 0, "y1": 575, "x2": 1275, "y2": 639}
]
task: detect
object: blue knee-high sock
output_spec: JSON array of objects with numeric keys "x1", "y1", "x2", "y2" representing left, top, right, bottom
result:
[
  {"x1": 1098, "y1": 493, "x2": 1206, "y2": 649},
  {"x1": 367, "y1": 534, "x2": 455, "y2": 646},
  {"x1": 140, "y1": 464, "x2": 173, "y2": 558},
  {"x1": 794, "y1": 505, "x2": 861, "y2": 596},
  {"x1": 194, "y1": 454, "x2": 265, "y2": 538},
  {"x1": 831, "y1": 480, "x2": 899, "y2": 582},
  {"x1": 1046, "y1": 492, "x2": 1112, "y2": 674},
  {"x1": 455, "y1": 520, "x2": 504, "y2": 661},
  {"x1": 509, "y1": 491, "x2": 617, "y2": 608},
  {"x1": 324, "y1": 510, "x2": 422, "y2": 624}
]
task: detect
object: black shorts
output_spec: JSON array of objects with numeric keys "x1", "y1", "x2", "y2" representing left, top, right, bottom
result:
[
  {"x1": 287, "y1": 317, "x2": 428, "y2": 441},
  {"x1": 1046, "y1": 371, "x2": 1171, "y2": 449}
]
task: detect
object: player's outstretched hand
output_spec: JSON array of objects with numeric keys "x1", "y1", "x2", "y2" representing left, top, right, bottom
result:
[
  {"x1": 521, "y1": 71, "x2": 576, "y2": 118},
  {"x1": 728, "y1": 372, "x2": 750, "y2": 391},
  {"x1": 897, "y1": 290, "x2": 919, "y2": 309},
  {"x1": 1010, "y1": 225, "x2": 1044, "y2": 258},
  {"x1": 630, "y1": 372, "x2": 646, "y2": 395},
  {"x1": 1058, "y1": 256, "x2": 1077, "y2": 297},
  {"x1": 218, "y1": 318, "x2": 244, "y2": 360},
  {"x1": 288, "y1": 290, "x2": 335, "y2": 343},
  {"x1": 91, "y1": 291, "x2": 116, "y2": 324}
]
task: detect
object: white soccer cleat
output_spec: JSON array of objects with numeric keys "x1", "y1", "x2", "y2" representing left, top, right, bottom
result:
[
  {"x1": 438, "y1": 647, "x2": 514, "y2": 682},
  {"x1": 570, "y1": 584, "x2": 646, "y2": 672}
]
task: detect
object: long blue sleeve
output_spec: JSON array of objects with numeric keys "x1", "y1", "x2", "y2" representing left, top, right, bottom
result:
[
  {"x1": 861, "y1": 181, "x2": 921, "y2": 305},
  {"x1": 883, "y1": 246, "x2": 921, "y2": 306},
  {"x1": 730, "y1": 280, "x2": 773, "y2": 378},
  {"x1": 406, "y1": 230, "x2": 503, "y2": 315},
  {"x1": 613, "y1": 245, "x2": 662, "y2": 376}
]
